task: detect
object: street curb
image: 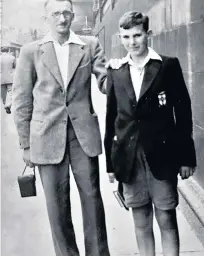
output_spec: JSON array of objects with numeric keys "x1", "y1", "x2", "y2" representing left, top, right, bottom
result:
[{"x1": 178, "y1": 177, "x2": 204, "y2": 247}]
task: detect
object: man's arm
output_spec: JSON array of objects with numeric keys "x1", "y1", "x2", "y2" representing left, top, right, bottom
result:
[
  {"x1": 91, "y1": 37, "x2": 107, "y2": 94},
  {"x1": 12, "y1": 44, "x2": 36, "y2": 149},
  {"x1": 172, "y1": 58, "x2": 196, "y2": 177},
  {"x1": 104, "y1": 69, "x2": 117, "y2": 181}
]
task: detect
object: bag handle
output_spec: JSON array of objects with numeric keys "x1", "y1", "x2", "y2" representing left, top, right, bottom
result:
[{"x1": 22, "y1": 165, "x2": 36, "y2": 176}]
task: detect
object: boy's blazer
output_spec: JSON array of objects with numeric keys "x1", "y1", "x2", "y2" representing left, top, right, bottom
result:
[
  {"x1": 13, "y1": 35, "x2": 107, "y2": 165},
  {"x1": 104, "y1": 56, "x2": 196, "y2": 183}
]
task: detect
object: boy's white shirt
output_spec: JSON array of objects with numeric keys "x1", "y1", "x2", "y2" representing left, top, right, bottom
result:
[{"x1": 123, "y1": 47, "x2": 162, "y2": 101}]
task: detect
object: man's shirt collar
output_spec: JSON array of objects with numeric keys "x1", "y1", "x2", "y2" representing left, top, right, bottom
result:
[
  {"x1": 124, "y1": 47, "x2": 162, "y2": 68},
  {"x1": 40, "y1": 30, "x2": 86, "y2": 46}
]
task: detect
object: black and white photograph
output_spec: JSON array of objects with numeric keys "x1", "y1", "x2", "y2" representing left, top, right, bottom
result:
[{"x1": 1, "y1": 0, "x2": 204, "y2": 255}]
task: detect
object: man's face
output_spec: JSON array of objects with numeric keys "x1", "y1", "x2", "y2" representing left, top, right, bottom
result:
[
  {"x1": 46, "y1": 0, "x2": 74, "y2": 35},
  {"x1": 119, "y1": 24, "x2": 149, "y2": 57}
]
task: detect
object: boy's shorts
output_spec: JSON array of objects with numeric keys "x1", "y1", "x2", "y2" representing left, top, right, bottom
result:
[{"x1": 122, "y1": 145, "x2": 178, "y2": 210}]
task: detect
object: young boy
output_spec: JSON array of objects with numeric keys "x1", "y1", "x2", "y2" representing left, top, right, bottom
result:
[{"x1": 104, "y1": 11, "x2": 196, "y2": 256}]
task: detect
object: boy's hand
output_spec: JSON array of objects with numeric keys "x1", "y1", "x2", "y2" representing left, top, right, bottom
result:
[
  {"x1": 179, "y1": 166, "x2": 195, "y2": 180},
  {"x1": 108, "y1": 173, "x2": 115, "y2": 183},
  {"x1": 105, "y1": 58, "x2": 126, "y2": 69}
]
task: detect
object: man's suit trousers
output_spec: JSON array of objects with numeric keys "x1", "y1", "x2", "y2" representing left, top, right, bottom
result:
[
  {"x1": 1, "y1": 83, "x2": 12, "y2": 107},
  {"x1": 38, "y1": 122, "x2": 110, "y2": 256}
]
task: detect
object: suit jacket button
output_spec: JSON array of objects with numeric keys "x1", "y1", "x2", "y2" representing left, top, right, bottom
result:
[
  {"x1": 130, "y1": 136, "x2": 135, "y2": 140},
  {"x1": 60, "y1": 88, "x2": 63, "y2": 93}
]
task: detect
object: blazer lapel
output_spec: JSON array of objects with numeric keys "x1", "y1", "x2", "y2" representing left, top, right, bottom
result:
[
  {"x1": 39, "y1": 42, "x2": 64, "y2": 87},
  {"x1": 119, "y1": 63, "x2": 137, "y2": 105},
  {"x1": 66, "y1": 44, "x2": 85, "y2": 87},
  {"x1": 139, "y1": 60, "x2": 162, "y2": 100}
]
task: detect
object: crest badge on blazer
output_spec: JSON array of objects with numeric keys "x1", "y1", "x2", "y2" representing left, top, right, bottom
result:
[{"x1": 158, "y1": 91, "x2": 167, "y2": 106}]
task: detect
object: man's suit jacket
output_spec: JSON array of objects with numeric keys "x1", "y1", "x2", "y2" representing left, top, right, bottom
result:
[
  {"x1": 1, "y1": 53, "x2": 16, "y2": 84},
  {"x1": 12, "y1": 35, "x2": 107, "y2": 165},
  {"x1": 104, "y1": 56, "x2": 196, "y2": 183}
]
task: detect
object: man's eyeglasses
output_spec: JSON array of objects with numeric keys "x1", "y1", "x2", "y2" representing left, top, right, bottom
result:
[{"x1": 52, "y1": 11, "x2": 73, "y2": 20}]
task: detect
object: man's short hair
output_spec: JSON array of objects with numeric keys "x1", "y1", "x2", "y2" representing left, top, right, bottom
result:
[
  {"x1": 119, "y1": 11, "x2": 149, "y2": 32},
  {"x1": 44, "y1": 0, "x2": 73, "y2": 10}
]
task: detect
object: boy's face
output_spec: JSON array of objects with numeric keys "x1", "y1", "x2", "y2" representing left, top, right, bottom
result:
[{"x1": 119, "y1": 24, "x2": 150, "y2": 57}]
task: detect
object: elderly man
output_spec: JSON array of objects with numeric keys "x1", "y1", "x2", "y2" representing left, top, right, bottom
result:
[{"x1": 12, "y1": 0, "x2": 110, "y2": 255}]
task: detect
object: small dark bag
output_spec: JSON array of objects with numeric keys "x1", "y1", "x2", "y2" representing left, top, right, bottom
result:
[{"x1": 18, "y1": 166, "x2": 37, "y2": 197}]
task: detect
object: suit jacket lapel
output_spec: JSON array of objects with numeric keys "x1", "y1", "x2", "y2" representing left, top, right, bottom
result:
[
  {"x1": 39, "y1": 42, "x2": 64, "y2": 87},
  {"x1": 139, "y1": 60, "x2": 162, "y2": 100},
  {"x1": 119, "y1": 63, "x2": 137, "y2": 105},
  {"x1": 66, "y1": 44, "x2": 85, "y2": 87}
]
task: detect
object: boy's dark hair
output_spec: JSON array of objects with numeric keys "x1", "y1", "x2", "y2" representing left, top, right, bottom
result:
[
  {"x1": 119, "y1": 11, "x2": 149, "y2": 32},
  {"x1": 44, "y1": 0, "x2": 73, "y2": 10}
]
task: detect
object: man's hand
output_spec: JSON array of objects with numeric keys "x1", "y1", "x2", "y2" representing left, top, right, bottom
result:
[
  {"x1": 108, "y1": 173, "x2": 115, "y2": 183},
  {"x1": 23, "y1": 148, "x2": 34, "y2": 168},
  {"x1": 179, "y1": 166, "x2": 195, "y2": 180},
  {"x1": 105, "y1": 58, "x2": 126, "y2": 69}
]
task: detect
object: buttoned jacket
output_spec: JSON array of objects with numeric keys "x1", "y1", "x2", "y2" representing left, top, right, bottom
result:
[
  {"x1": 104, "y1": 56, "x2": 196, "y2": 182},
  {"x1": 13, "y1": 35, "x2": 107, "y2": 164}
]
